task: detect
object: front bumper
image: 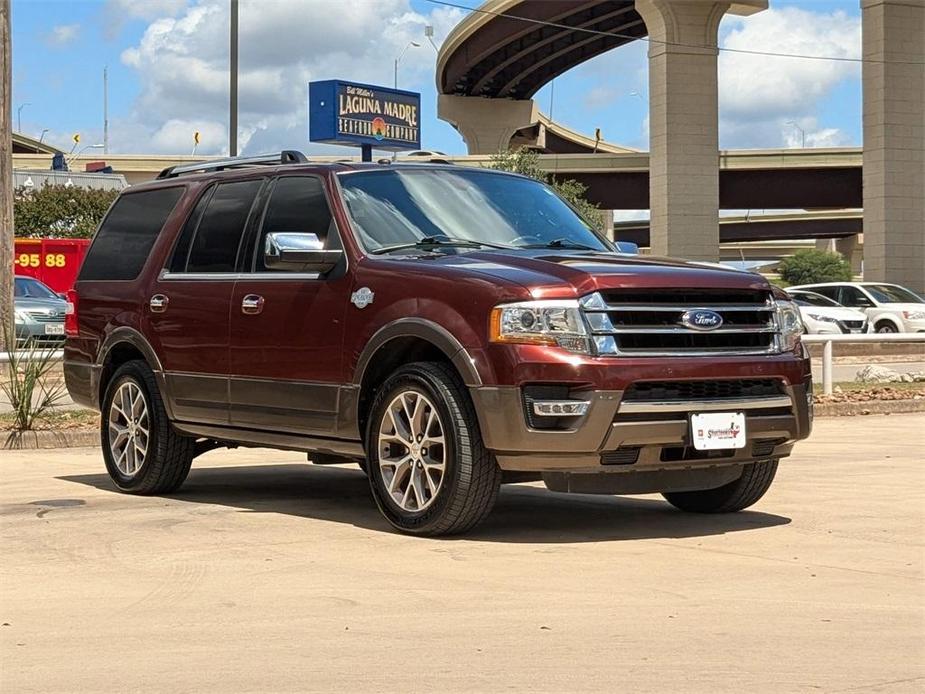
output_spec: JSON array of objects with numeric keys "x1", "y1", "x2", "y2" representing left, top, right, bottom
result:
[
  {"x1": 15, "y1": 321, "x2": 66, "y2": 345},
  {"x1": 470, "y1": 381, "x2": 812, "y2": 474}
]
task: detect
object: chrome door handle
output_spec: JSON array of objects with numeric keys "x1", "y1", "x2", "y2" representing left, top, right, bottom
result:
[
  {"x1": 149, "y1": 294, "x2": 169, "y2": 313},
  {"x1": 241, "y1": 294, "x2": 265, "y2": 315}
]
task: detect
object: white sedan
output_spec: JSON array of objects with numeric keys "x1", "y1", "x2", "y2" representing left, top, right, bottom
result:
[{"x1": 786, "y1": 289, "x2": 870, "y2": 334}]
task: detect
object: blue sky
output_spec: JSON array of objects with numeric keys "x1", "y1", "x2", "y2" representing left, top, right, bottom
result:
[{"x1": 10, "y1": 0, "x2": 863, "y2": 156}]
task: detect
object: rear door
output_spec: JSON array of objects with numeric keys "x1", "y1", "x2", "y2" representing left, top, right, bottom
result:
[
  {"x1": 146, "y1": 178, "x2": 266, "y2": 425},
  {"x1": 227, "y1": 175, "x2": 352, "y2": 435}
]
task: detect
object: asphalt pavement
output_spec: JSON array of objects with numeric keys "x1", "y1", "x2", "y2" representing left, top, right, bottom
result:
[{"x1": 1, "y1": 414, "x2": 923, "y2": 692}]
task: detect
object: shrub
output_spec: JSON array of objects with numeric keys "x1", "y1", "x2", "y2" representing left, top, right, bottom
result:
[
  {"x1": 487, "y1": 147, "x2": 604, "y2": 231},
  {"x1": 778, "y1": 249, "x2": 853, "y2": 285},
  {"x1": 1, "y1": 325, "x2": 67, "y2": 447},
  {"x1": 13, "y1": 184, "x2": 119, "y2": 238}
]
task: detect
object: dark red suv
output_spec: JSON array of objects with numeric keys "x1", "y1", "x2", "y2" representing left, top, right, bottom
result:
[{"x1": 64, "y1": 151, "x2": 812, "y2": 535}]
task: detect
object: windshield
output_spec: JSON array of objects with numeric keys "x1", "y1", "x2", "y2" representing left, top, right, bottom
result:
[
  {"x1": 790, "y1": 291, "x2": 840, "y2": 308},
  {"x1": 14, "y1": 277, "x2": 58, "y2": 299},
  {"x1": 864, "y1": 284, "x2": 924, "y2": 304},
  {"x1": 338, "y1": 168, "x2": 611, "y2": 254}
]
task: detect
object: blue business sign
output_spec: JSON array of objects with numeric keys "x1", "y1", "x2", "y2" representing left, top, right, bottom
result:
[{"x1": 309, "y1": 80, "x2": 421, "y2": 151}]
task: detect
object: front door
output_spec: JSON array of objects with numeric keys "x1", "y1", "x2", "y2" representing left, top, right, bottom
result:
[
  {"x1": 146, "y1": 178, "x2": 266, "y2": 425},
  {"x1": 228, "y1": 175, "x2": 351, "y2": 436}
]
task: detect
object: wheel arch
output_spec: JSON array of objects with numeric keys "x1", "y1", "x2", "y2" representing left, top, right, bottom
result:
[
  {"x1": 352, "y1": 319, "x2": 481, "y2": 441},
  {"x1": 873, "y1": 314, "x2": 902, "y2": 332},
  {"x1": 97, "y1": 328, "x2": 164, "y2": 408}
]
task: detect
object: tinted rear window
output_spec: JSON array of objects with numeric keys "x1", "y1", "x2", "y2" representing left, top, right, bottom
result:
[{"x1": 79, "y1": 187, "x2": 184, "y2": 281}]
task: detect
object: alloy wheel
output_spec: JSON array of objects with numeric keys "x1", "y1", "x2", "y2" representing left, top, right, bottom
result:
[
  {"x1": 108, "y1": 381, "x2": 150, "y2": 477},
  {"x1": 377, "y1": 390, "x2": 446, "y2": 512}
]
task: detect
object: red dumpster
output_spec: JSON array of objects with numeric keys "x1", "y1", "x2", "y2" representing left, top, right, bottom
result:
[{"x1": 13, "y1": 238, "x2": 91, "y2": 293}]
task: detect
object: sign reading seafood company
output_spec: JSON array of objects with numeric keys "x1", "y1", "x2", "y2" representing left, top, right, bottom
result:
[{"x1": 309, "y1": 80, "x2": 421, "y2": 151}]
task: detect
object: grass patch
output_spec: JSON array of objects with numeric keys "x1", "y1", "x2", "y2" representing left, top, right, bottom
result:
[{"x1": 0, "y1": 408, "x2": 99, "y2": 432}]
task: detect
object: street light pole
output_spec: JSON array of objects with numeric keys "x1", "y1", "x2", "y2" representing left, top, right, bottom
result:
[
  {"x1": 394, "y1": 41, "x2": 420, "y2": 89},
  {"x1": 103, "y1": 66, "x2": 109, "y2": 154},
  {"x1": 16, "y1": 102, "x2": 29, "y2": 132},
  {"x1": 229, "y1": 0, "x2": 238, "y2": 157},
  {"x1": 786, "y1": 120, "x2": 805, "y2": 149}
]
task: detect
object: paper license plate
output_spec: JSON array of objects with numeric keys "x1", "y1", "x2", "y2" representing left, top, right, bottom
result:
[
  {"x1": 44, "y1": 324, "x2": 65, "y2": 335},
  {"x1": 691, "y1": 412, "x2": 746, "y2": 451}
]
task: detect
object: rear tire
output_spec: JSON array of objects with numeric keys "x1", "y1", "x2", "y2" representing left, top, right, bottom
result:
[
  {"x1": 101, "y1": 360, "x2": 194, "y2": 495},
  {"x1": 662, "y1": 460, "x2": 778, "y2": 513},
  {"x1": 366, "y1": 362, "x2": 501, "y2": 536}
]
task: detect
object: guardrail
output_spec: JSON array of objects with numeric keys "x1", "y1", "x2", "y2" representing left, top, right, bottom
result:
[{"x1": 802, "y1": 333, "x2": 925, "y2": 395}]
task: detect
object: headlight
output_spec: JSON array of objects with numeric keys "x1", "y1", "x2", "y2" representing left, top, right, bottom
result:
[
  {"x1": 489, "y1": 300, "x2": 590, "y2": 354},
  {"x1": 14, "y1": 309, "x2": 28, "y2": 325},
  {"x1": 776, "y1": 300, "x2": 803, "y2": 352},
  {"x1": 903, "y1": 310, "x2": 925, "y2": 320},
  {"x1": 806, "y1": 313, "x2": 837, "y2": 323}
]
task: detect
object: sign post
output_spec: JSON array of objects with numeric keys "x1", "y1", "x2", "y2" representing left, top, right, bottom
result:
[{"x1": 309, "y1": 80, "x2": 421, "y2": 161}]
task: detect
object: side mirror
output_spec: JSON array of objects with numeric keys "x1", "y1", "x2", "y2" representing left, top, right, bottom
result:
[
  {"x1": 264, "y1": 232, "x2": 343, "y2": 274},
  {"x1": 614, "y1": 241, "x2": 639, "y2": 254}
]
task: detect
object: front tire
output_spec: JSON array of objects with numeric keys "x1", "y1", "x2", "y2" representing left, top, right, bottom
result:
[
  {"x1": 662, "y1": 460, "x2": 778, "y2": 513},
  {"x1": 875, "y1": 321, "x2": 898, "y2": 334},
  {"x1": 101, "y1": 360, "x2": 195, "y2": 494},
  {"x1": 366, "y1": 362, "x2": 501, "y2": 536}
]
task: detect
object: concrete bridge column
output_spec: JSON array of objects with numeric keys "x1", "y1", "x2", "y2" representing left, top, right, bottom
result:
[
  {"x1": 437, "y1": 95, "x2": 539, "y2": 155},
  {"x1": 861, "y1": 0, "x2": 925, "y2": 293},
  {"x1": 635, "y1": 0, "x2": 766, "y2": 261}
]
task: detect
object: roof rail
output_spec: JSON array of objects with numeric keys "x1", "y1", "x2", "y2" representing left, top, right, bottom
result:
[{"x1": 156, "y1": 150, "x2": 308, "y2": 179}]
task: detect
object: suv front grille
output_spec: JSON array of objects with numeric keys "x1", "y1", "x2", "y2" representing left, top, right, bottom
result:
[{"x1": 582, "y1": 289, "x2": 778, "y2": 356}]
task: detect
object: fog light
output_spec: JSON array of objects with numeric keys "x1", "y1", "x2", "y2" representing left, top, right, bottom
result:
[{"x1": 532, "y1": 400, "x2": 590, "y2": 417}]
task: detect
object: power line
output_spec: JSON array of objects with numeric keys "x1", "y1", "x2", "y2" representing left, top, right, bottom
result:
[{"x1": 425, "y1": 0, "x2": 925, "y2": 66}]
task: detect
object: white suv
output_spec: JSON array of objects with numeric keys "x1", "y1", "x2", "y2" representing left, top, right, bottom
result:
[{"x1": 788, "y1": 282, "x2": 925, "y2": 333}]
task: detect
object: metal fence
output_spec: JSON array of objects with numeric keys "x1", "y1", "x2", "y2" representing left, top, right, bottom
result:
[{"x1": 801, "y1": 333, "x2": 925, "y2": 395}]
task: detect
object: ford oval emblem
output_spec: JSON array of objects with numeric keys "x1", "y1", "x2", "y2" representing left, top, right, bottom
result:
[{"x1": 680, "y1": 309, "x2": 724, "y2": 331}]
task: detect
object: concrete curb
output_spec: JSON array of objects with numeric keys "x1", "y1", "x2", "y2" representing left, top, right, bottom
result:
[
  {"x1": 2, "y1": 428, "x2": 98, "y2": 450},
  {"x1": 813, "y1": 399, "x2": 925, "y2": 417}
]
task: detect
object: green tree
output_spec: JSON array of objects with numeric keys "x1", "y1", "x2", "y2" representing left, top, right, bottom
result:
[
  {"x1": 487, "y1": 147, "x2": 604, "y2": 231},
  {"x1": 778, "y1": 249, "x2": 853, "y2": 285},
  {"x1": 13, "y1": 185, "x2": 119, "y2": 239}
]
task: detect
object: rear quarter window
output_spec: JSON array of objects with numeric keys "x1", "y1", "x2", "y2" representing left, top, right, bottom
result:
[{"x1": 79, "y1": 186, "x2": 184, "y2": 281}]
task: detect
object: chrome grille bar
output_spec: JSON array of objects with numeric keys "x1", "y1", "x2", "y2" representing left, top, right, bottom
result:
[{"x1": 581, "y1": 290, "x2": 781, "y2": 356}]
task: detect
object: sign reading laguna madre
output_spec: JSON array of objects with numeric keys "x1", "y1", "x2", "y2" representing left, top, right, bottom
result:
[{"x1": 309, "y1": 80, "x2": 421, "y2": 153}]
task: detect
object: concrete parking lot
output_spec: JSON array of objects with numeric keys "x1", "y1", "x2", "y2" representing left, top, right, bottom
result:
[{"x1": 1, "y1": 415, "x2": 923, "y2": 693}]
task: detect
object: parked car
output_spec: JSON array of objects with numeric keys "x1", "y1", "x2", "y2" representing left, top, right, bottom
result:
[
  {"x1": 788, "y1": 282, "x2": 925, "y2": 333},
  {"x1": 64, "y1": 151, "x2": 812, "y2": 536},
  {"x1": 14, "y1": 275, "x2": 68, "y2": 346},
  {"x1": 786, "y1": 289, "x2": 870, "y2": 334}
]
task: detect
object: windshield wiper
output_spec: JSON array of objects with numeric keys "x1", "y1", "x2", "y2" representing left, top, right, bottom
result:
[
  {"x1": 370, "y1": 235, "x2": 511, "y2": 255},
  {"x1": 521, "y1": 238, "x2": 597, "y2": 251}
]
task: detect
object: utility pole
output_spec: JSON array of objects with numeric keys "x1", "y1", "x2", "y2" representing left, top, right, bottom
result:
[
  {"x1": 229, "y1": 0, "x2": 238, "y2": 157},
  {"x1": 0, "y1": 0, "x2": 13, "y2": 349},
  {"x1": 103, "y1": 66, "x2": 109, "y2": 154}
]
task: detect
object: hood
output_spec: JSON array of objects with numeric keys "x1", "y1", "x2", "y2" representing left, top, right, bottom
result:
[
  {"x1": 15, "y1": 296, "x2": 68, "y2": 313},
  {"x1": 416, "y1": 249, "x2": 771, "y2": 298},
  {"x1": 799, "y1": 306, "x2": 867, "y2": 320}
]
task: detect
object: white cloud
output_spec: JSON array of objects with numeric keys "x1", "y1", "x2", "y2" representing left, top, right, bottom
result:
[
  {"x1": 103, "y1": 0, "x2": 188, "y2": 38},
  {"x1": 718, "y1": 7, "x2": 860, "y2": 148},
  {"x1": 45, "y1": 24, "x2": 80, "y2": 47},
  {"x1": 114, "y1": 0, "x2": 462, "y2": 155}
]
